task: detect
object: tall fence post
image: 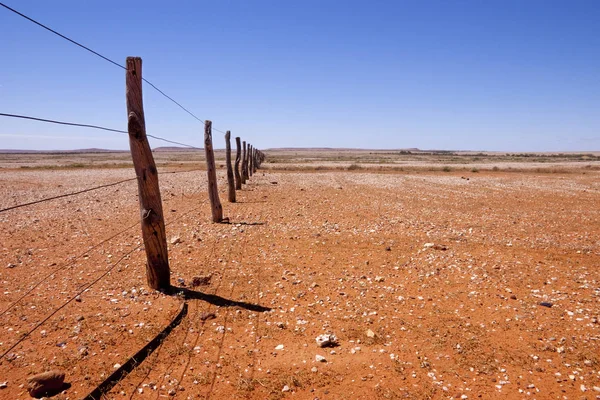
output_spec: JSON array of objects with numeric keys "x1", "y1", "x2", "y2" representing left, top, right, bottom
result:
[
  {"x1": 125, "y1": 56, "x2": 170, "y2": 291},
  {"x1": 253, "y1": 148, "x2": 257, "y2": 173},
  {"x1": 234, "y1": 137, "x2": 242, "y2": 190},
  {"x1": 204, "y1": 120, "x2": 224, "y2": 222},
  {"x1": 242, "y1": 140, "x2": 248, "y2": 184},
  {"x1": 225, "y1": 131, "x2": 236, "y2": 203},
  {"x1": 248, "y1": 144, "x2": 253, "y2": 177}
]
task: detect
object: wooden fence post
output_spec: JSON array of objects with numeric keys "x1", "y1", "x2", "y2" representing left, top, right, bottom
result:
[
  {"x1": 204, "y1": 120, "x2": 223, "y2": 222},
  {"x1": 234, "y1": 137, "x2": 242, "y2": 190},
  {"x1": 242, "y1": 140, "x2": 248, "y2": 184},
  {"x1": 225, "y1": 131, "x2": 236, "y2": 202},
  {"x1": 253, "y1": 148, "x2": 257, "y2": 173},
  {"x1": 248, "y1": 144, "x2": 253, "y2": 177},
  {"x1": 125, "y1": 56, "x2": 170, "y2": 291}
]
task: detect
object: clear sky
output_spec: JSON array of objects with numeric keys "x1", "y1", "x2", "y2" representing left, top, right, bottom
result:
[{"x1": 0, "y1": 0, "x2": 598, "y2": 151}]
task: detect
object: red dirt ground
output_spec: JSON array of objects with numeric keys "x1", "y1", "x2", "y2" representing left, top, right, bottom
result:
[{"x1": 1, "y1": 168, "x2": 599, "y2": 399}]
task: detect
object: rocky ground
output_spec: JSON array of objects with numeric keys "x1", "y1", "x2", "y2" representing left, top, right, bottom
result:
[{"x1": 1, "y1": 165, "x2": 599, "y2": 399}]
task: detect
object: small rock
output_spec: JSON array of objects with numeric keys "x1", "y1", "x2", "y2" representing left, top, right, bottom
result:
[
  {"x1": 311, "y1": 367, "x2": 318, "y2": 373},
  {"x1": 27, "y1": 371, "x2": 65, "y2": 398},
  {"x1": 374, "y1": 276, "x2": 385, "y2": 282},
  {"x1": 315, "y1": 334, "x2": 338, "y2": 348},
  {"x1": 6, "y1": 263, "x2": 16, "y2": 269},
  {"x1": 75, "y1": 295, "x2": 82, "y2": 302},
  {"x1": 0, "y1": 382, "x2": 6, "y2": 389},
  {"x1": 539, "y1": 302, "x2": 553, "y2": 308},
  {"x1": 170, "y1": 237, "x2": 182, "y2": 245},
  {"x1": 275, "y1": 344, "x2": 284, "y2": 350},
  {"x1": 315, "y1": 355, "x2": 327, "y2": 362},
  {"x1": 510, "y1": 295, "x2": 517, "y2": 300},
  {"x1": 114, "y1": 363, "x2": 121, "y2": 369},
  {"x1": 366, "y1": 329, "x2": 376, "y2": 338},
  {"x1": 385, "y1": 246, "x2": 391, "y2": 251},
  {"x1": 282, "y1": 385, "x2": 290, "y2": 392},
  {"x1": 423, "y1": 243, "x2": 435, "y2": 249}
]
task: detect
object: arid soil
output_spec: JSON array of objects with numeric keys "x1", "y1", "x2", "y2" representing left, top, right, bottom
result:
[{"x1": 1, "y1": 162, "x2": 599, "y2": 399}]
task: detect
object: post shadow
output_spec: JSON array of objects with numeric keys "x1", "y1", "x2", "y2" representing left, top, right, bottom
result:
[{"x1": 169, "y1": 286, "x2": 272, "y2": 313}]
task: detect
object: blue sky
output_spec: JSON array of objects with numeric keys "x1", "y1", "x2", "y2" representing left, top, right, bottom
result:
[{"x1": 0, "y1": 0, "x2": 599, "y2": 151}]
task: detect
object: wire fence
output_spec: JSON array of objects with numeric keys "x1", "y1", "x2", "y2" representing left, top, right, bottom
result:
[{"x1": 0, "y1": 2, "x2": 266, "y2": 395}]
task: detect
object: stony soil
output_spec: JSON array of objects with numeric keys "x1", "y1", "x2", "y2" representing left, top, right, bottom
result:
[{"x1": 1, "y1": 166, "x2": 599, "y2": 399}]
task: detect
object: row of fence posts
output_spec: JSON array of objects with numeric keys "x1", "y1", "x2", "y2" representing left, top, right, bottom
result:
[{"x1": 125, "y1": 56, "x2": 264, "y2": 291}]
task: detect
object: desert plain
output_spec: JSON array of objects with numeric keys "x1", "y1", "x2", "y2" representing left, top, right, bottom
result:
[{"x1": 0, "y1": 149, "x2": 599, "y2": 399}]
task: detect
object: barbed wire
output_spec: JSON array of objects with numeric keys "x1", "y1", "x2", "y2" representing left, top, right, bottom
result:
[
  {"x1": 0, "y1": 219, "x2": 140, "y2": 318},
  {"x1": 0, "y1": 168, "x2": 206, "y2": 214},
  {"x1": 0, "y1": 113, "x2": 203, "y2": 149},
  {"x1": 0, "y1": 2, "x2": 228, "y2": 135},
  {"x1": 0, "y1": 200, "x2": 207, "y2": 361},
  {"x1": 0, "y1": 176, "x2": 137, "y2": 214},
  {"x1": 0, "y1": 244, "x2": 142, "y2": 361}
]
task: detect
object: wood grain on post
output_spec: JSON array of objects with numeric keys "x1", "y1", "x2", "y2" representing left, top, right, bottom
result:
[
  {"x1": 204, "y1": 120, "x2": 223, "y2": 222},
  {"x1": 225, "y1": 131, "x2": 236, "y2": 203},
  {"x1": 125, "y1": 56, "x2": 170, "y2": 291},
  {"x1": 242, "y1": 141, "x2": 248, "y2": 184},
  {"x1": 234, "y1": 137, "x2": 242, "y2": 190}
]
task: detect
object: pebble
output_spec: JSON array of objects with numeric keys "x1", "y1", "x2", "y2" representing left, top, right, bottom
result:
[
  {"x1": 315, "y1": 355, "x2": 327, "y2": 362},
  {"x1": 275, "y1": 344, "x2": 284, "y2": 350},
  {"x1": 0, "y1": 382, "x2": 6, "y2": 389},
  {"x1": 315, "y1": 334, "x2": 337, "y2": 348},
  {"x1": 539, "y1": 302, "x2": 553, "y2": 308},
  {"x1": 282, "y1": 385, "x2": 290, "y2": 392}
]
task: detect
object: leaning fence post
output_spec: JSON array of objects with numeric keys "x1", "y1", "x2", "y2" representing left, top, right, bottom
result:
[
  {"x1": 125, "y1": 56, "x2": 170, "y2": 291},
  {"x1": 242, "y1": 140, "x2": 248, "y2": 184},
  {"x1": 234, "y1": 137, "x2": 242, "y2": 190},
  {"x1": 204, "y1": 120, "x2": 223, "y2": 222},
  {"x1": 225, "y1": 131, "x2": 236, "y2": 203}
]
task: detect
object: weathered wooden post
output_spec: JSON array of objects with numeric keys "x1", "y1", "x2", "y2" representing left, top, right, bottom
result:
[
  {"x1": 253, "y1": 148, "x2": 258, "y2": 173},
  {"x1": 204, "y1": 120, "x2": 223, "y2": 222},
  {"x1": 242, "y1": 140, "x2": 248, "y2": 184},
  {"x1": 248, "y1": 144, "x2": 253, "y2": 177},
  {"x1": 125, "y1": 56, "x2": 170, "y2": 291},
  {"x1": 225, "y1": 131, "x2": 236, "y2": 203},
  {"x1": 234, "y1": 137, "x2": 242, "y2": 190}
]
